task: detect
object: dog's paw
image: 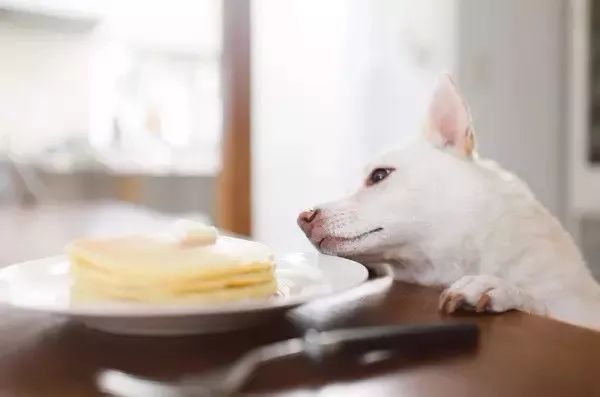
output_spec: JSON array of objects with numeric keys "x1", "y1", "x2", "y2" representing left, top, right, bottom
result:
[{"x1": 439, "y1": 275, "x2": 523, "y2": 314}]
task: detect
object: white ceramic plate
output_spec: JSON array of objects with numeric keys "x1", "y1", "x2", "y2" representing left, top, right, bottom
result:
[{"x1": 0, "y1": 253, "x2": 368, "y2": 335}]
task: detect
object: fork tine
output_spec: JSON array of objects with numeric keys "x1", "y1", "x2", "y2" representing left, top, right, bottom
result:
[
  {"x1": 98, "y1": 339, "x2": 306, "y2": 397},
  {"x1": 98, "y1": 370, "x2": 183, "y2": 397}
]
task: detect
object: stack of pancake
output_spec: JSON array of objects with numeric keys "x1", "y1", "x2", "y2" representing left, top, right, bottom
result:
[{"x1": 67, "y1": 224, "x2": 277, "y2": 303}]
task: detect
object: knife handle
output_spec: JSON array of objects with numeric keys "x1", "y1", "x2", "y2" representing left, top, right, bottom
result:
[{"x1": 303, "y1": 323, "x2": 479, "y2": 362}]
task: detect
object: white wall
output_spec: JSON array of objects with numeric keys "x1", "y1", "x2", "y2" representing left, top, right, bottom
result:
[
  {"x1": 353, "y1": 0, "x2": 457, "y2": 156},
  {"x1": 252, "y1": 0, "x2": 455, "y2": 251},
  {"x1": 252, "y1": 0, "x2": 357, "y2": 252},
  {"x1": 456, "y1": 0, "x2": 568, "y2": 220}
]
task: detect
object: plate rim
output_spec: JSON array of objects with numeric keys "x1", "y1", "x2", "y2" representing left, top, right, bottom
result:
[{"x1": 0, "y1": 253, "x2": 369, "y2": 318}]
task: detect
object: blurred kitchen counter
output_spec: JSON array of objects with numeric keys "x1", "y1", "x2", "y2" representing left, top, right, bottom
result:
[
  {"x1": 0, "y1": 200, "x2": 181, "y2": 265},
  {"x1": 4, "y1": 158, "x2": 217, "y2": 221}
]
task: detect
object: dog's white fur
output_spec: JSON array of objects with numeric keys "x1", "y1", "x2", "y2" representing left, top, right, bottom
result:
[{"x1": 301, "y1": 75, "x2": 600, "y2": 331}]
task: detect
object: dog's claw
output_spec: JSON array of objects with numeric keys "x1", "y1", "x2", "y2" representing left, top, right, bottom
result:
[
  {"x1": 439, "y1": 291, "x2": 467, "y2": 314},
  {"x1": 438, "y1": 290, "x2": 449, "y2": 311},
  {"x1": 446, "y1": 294, "x2": 465, "y2": 313},
  {"x1": 475, "y1": 293, "x2": 491, "y2": 312}
]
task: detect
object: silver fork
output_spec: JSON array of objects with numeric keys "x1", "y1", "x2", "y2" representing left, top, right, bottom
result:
[
  {"x1": 99, "y1": 337, "x2": 305, "y2": 397},
  {"x1": 98, "y1": 323, "x2": 478, "y2": 397}
]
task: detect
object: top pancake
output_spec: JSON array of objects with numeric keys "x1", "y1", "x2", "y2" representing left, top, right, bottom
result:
[{"x1": 67, "y1": 235, "x2": 274, "y2": 282}]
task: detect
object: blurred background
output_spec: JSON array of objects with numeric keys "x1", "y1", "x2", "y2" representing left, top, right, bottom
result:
[{"x1": 0, "y1": 0, "x2": 599, "y2": 277}]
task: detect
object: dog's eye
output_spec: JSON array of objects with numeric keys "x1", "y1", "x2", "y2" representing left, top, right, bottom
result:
[{"x1": 366, "y1": 168, "x2": 394, "y2": 186}]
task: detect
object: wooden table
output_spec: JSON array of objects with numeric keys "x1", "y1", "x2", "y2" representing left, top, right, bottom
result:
[{"x1": 1, "y1": 202, "x2": 600, "y2": 397}]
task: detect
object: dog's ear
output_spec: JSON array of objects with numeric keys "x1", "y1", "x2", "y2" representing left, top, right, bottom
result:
[{"x1": 424, "y1": 74, "x2": 475, "y2": 158}]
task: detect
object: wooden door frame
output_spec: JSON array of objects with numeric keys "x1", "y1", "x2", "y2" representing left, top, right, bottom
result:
[{"x1": 218, "y1": 0, "x2": 252, "y2": 236}]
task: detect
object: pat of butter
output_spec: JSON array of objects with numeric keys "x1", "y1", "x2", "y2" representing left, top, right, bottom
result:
[{"x1": 172, "y1": 219, "x2": 218, "y2": 246}]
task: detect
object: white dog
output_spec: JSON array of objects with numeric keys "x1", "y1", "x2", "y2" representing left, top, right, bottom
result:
[{"x1": 297, "y1": 75, "x2": 600, "y2": 331}]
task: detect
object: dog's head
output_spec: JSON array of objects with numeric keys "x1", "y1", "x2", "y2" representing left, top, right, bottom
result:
[{"x1": 297, "y1": 75, "x2": 482, "y2": 263}]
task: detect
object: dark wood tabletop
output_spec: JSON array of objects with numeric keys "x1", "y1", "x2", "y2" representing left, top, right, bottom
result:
[{"x1": 1, "y1": 202, "x2": 600, "y2": 397}]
